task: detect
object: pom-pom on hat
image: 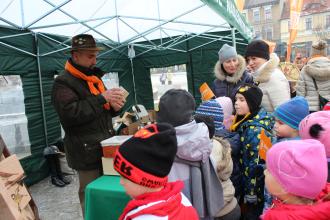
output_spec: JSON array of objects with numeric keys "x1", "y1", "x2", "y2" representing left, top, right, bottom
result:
[
  {"x1": 113, "y1": 123, "x2": 177, "y2": 188},
  {"x1": 266, "y1": 139, "x2": 328, "y2": 199},
  {"x1": 299, "y1": 111, "x2": 330, "y2": 157}
]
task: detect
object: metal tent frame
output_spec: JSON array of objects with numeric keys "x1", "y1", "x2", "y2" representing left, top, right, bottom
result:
[{"x1": 0, "y1": 0, "x2": 252, "y2": 147}]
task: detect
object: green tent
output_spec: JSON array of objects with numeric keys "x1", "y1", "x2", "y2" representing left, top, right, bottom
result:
[{"x1": 0, "y1": 0, "x2": 252, "y2": 185}]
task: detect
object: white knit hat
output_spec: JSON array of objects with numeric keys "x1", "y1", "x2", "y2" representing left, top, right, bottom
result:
[{"x1": 215, "y1": 97, "x2": 233, "y2": 129}]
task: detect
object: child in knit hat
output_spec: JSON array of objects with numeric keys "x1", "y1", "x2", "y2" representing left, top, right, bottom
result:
[
  {"x1": 272, "y1": 96, "x2": 309, "y2": 142},
  {"x1": 157, "y1": 89, "x2": 225, "y2": 219},
  {"x1": 195, "y1": 103, "x2": 241, "y2": 220},
  {"x1": 299, "y1": 111, "x2": 330, "y2": 182},
  {"x1": 263, "y1": 96, "x2": 309, "y2": 211},
  {"x1": 113, "y1": 123, "x2": 199, "y2": 220},
  {"x1": 196, "y1": 98, "x2": 243, "y2": 199},
  {"x1": 261, "y1": 139, "x2": 330, "y2": 220},
  {"x1": 216, "y1": 97, "x2": 234, "y2": 130},
  {"x1": 230, "y1": 83, "x2": 275, "y2": 219}
]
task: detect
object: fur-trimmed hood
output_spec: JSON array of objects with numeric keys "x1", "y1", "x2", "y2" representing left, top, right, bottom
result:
[
  {"x1": 253, "y1": 53, "x2": 280, "y2": 83},
  {"x1": 211, "y1": 137, "x2": 233, "y2": 181},
  {"x1": 303, "y1": 57, "x2": 330, "y2": 80},
  {"x1": 214, "y1": 55, "x2": 247, "y2": 83}
]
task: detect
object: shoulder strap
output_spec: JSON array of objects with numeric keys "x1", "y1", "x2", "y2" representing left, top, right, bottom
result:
[{"x1": 311, "y1": 76, "x2": 320, "y2": 93}]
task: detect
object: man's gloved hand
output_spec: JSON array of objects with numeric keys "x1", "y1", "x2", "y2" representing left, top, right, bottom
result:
[{"x1": 244, "y1": 194, "x2": 258, "y2": 204}]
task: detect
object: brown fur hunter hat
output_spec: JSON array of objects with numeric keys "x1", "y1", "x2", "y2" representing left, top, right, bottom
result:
[{"x1": 70, "y1": 34, "x2": 103, "y2": 51}]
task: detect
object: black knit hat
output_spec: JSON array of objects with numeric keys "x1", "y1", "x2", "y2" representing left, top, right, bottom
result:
[
  {"x1": 235, "y1": 83, "x2": 263, "y2": 114},
  {"x1": 113, "y1": 123, "x2": 177, "y2": 188},
  {"x1": 157, "y1": 89, "x2": 195, "y2": 127},
  {"x1": 245, "y1": 40, "x2": 270, "y2": 60}
]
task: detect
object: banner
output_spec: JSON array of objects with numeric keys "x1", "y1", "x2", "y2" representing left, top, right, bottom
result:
[
  {"x1": 286, "y1": 0, "x2": 304, "y2": 61},
  {"x1": 258, "y1": 129, "x2": 272, "y2": 161},
  {"x1": 235, "y1": 0, "x2": 245, "y2": 12},
  {"x1": 264, "y1": 40, "x2": 276, "y2": 54}
]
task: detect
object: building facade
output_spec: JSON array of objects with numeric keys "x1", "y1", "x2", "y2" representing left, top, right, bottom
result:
[
  {"x1": 280, "y1": 0, "x2": 330, "y2": 59},
  {"x1": 243, "y1": 0, "x2": 284, "y2": 42}
]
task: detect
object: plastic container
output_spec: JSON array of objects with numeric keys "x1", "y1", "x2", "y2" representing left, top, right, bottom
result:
[{"x1": 100, "y1": 135, "x2": 132, "y2": 158}]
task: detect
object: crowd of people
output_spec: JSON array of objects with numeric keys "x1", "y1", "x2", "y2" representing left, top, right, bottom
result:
[{"x1": 52, "y1": 34, "x2": 330, "y2": 220}]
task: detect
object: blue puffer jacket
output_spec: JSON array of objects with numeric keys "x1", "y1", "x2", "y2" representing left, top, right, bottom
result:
[
  {"x1": 235, "y1": 108, "x2": 275, "y2": 203},
  {"x1": 211, "y1": 55, "x2": 254, "y2": 101},
  {"x1": 216, "y1": 129, "x2": 242, "y2": 198}
]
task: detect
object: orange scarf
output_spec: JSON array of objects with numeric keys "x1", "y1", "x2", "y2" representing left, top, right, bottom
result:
[
  {"x1": 65, "y1": 61, "x2": 110, "y2": 110},
  {"x1": 230, "y1": 113, "x2": 251, "y2": 132}
]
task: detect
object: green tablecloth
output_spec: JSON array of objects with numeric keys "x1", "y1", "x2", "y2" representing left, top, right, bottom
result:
[{"x1": 85, "y1": 175, "x2": 130, "y2": 220}]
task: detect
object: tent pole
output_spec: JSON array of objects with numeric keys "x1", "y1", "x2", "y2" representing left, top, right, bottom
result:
[
  {"x1": 35, "y1": 33, "x2": 49, "y2": 147},
  {"x1": 186, "y1": 37, "x2": 196, "y2": 98},
  {"x1": 20, "y1": 0, "x2": 25, "y2": 28},
  {"x1": 232, "y1": 27, "x2": 236, "y2": 49}
]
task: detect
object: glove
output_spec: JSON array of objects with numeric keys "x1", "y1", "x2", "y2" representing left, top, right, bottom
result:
[{"x1": 244, "y1": 194, "x2": 258, "y2": 204}]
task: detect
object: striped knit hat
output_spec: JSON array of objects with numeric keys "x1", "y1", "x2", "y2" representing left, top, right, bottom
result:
[
  {"x1": 196, "y1": 99, "x2": 225, "y2": 133},
  {"x1": 273, "y1": 96, "x2": 309, "y2": 130}
]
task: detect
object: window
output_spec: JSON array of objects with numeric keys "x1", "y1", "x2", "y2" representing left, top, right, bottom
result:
[
  {"x1": 305, "y1": 17, "x2": 312, "y2": 31},
  {"x1": 150, "y1": 65, "x2": 187, "y2": 110},
  {"x1": 242, "y1": 12, "x2": 247, "y2": 20},
  {"x1": 264, "y1": 6, "x2": 272, "y2": 21},
  {"x1": 326, "y1": 15, "x2": 330, "y2": 29},
  {"x1": 253, "y1": 8, "x2": 260, "y2": 23},
  {"x1": 254, "y1": 28, "x2": 261, "y2": 37},
  {"x1": 266, "y1": 27, "x2": 273, "y2": 40},
  {"x1": 0, "y1": 75, "x2": 31, "y2": 158}
]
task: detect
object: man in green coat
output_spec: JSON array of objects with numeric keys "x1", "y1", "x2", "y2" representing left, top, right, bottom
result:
[{"x1": 52, "y1": 34, "x2": 126, "y2": 216}]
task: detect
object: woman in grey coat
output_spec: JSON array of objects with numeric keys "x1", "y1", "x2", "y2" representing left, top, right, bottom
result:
[{"x1": 296, "y1": 40, "x2": 330, "y2": 112}]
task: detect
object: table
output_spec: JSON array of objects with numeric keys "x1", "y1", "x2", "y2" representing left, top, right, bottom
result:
[{"x1": 85, "y1": 175, "x2": 130, "y2": 220}]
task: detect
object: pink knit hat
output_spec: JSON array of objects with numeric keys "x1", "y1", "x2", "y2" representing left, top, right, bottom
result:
[
  {"x1": 215, "y1": 97, "x2": 233, "y2": 129},
  {"x1": 299, "y1": 111, "x2": 330, "y2": 157},
  {"x1": 266, "y1": 139, "x2": 327, "y2": 199}
]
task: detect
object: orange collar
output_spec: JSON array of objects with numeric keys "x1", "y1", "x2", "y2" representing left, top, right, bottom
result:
[{"x1": 65, "y1": 61, "x2": 110, "y2": 110}]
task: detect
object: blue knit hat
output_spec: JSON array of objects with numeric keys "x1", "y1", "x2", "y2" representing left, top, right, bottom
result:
[
  {"x1": 196, "y1": 99, "x2": 225, "y2": 133},
  {"x1": 273, "y1": 96, "x2": 309, "y2": 130}
]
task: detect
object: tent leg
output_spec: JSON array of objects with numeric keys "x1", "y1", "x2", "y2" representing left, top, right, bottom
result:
[
  {"x1": 231, "y1": 27, "x2": 236, "y2": 49},
  {"x1": 35, "y1": 33, "x2": 49, "y2": 147}
]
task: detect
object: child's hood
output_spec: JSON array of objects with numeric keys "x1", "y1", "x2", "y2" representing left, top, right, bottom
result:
[{"x1": 175, "y1": 120, "x2": 212, "y2": 163}]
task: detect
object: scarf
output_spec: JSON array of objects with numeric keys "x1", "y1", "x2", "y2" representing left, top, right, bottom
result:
[
  {"x1": 230, "y1": 113, "x2": 251, "y2": 132},
  {"x1": 65, "y1": 61, "x2": 110, "y2": 110}
]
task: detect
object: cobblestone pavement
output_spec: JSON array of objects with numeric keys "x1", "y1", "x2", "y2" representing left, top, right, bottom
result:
[{"x1": 29, "y1": 174, "x2": 83, "y2": 220}]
